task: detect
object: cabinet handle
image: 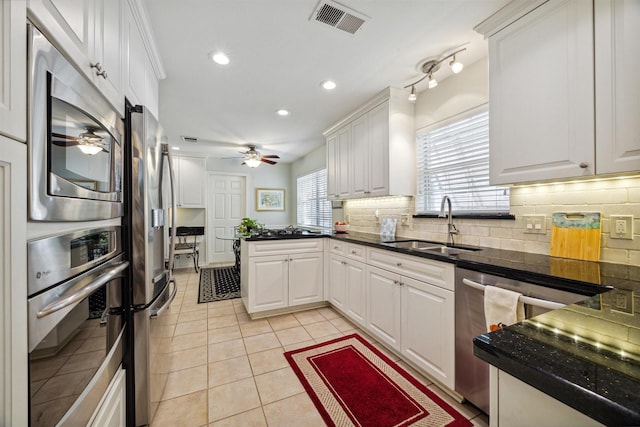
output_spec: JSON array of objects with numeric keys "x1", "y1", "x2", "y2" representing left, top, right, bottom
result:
[
  {"x1": 579, "y1": 162, "x2": 589, "y2": 169},
  {"x1": 96, "y1": 69, "x2": 108, "y2": 79},
  {"x1": 364, "y1": 191, "x2": 371, "y2": 194}
]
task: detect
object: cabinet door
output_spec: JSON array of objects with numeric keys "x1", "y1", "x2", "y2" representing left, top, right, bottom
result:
[
  {"x1": 489, "y1": 0, "x2": 595, "y2": 184},
  {"x1": 401, "y1": 276, "x2": 455, "y2": 390},
  {"x1": 247, "y1": 255, "x2": 288, "y2": 313},
  {"x1": 350, "y1": 114, "x2": 368, "y2": 198},
  {"x1": 345, "y1": 260, "x2": 366, "y2": 327},
  {"x1": 595, "y1": 0, "x2": 640, "y2": 174},
  {"x1": 91, "y1": 0, "x2": 123, "y2": 113},
  {"x1": 366, "y1": 265, "x2": 401, "y2": 351},
  {"x1": 90, "y1": 367, "x2": 126, "y2": 427},
  {"x1": 367, "y1": 102, "x2": 390, "y2": 197},
  {"x1": 177, "y1": 156, "x2": 206, "y2": 207},
  {"x1": 0, "y1": 138, "x2": 28, "y2": 427},
  {"x1": 328, "y1": 254, "x2": 347, "y2": 311},
  {"x1": 337, "y1": 125, "x2": 351, "y2": 199},
  {"x1": 0, "y1": 0, "x2": 26, "y2": 142},
  {"x1": 326, "y1": 133, "x2": 338, "y2": 199},
  {"x1": 289, "y1": 252, "x2": 324, "y2": 306},
  {"x1": 123, "y1": 0, "x2": 145, "y2": 107}
]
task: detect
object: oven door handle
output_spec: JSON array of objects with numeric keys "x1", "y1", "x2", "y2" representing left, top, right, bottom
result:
[
  {"x1": 462, "y1": 278, "x2": 566, "y2": 311},
  {"x1": 150, "y1": 278, "x2": 177, "y2": 319},
  {"x1": 36, "y1": 261, "x2": 129, "y2": 318}
]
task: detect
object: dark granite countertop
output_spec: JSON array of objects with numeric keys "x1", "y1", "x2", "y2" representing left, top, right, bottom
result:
[{"x1": 323, "y1": 231, "x2": 640, "y2": 425}]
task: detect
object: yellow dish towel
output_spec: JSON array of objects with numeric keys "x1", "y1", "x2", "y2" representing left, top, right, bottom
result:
[{"x1": 484, "y1": 286, "x2": 525, "y2": 332}]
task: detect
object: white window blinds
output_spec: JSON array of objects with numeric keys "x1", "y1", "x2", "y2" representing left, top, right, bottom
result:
[
  {"x1": 297, "y1": 169, "x2": 332, "y2": 228},
  {"x1": 415, "y1": 107, "x2": 510, "y2": 214}
]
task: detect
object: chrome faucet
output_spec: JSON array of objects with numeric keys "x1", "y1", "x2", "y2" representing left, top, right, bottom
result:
[{"x1": 439, "y1": 195, "x2": 458, "y2": 245}]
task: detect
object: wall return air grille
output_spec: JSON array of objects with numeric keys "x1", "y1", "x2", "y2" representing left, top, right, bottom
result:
[{"x1": 310, "y1": 0, "x2": 368, "y2": 35}]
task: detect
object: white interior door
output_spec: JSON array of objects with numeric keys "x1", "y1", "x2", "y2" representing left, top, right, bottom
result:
[{"x1": 207, "y1": 174, "x2": 245, "y2": 264}]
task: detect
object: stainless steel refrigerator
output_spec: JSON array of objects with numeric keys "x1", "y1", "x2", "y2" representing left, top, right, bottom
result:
[{"x1": 127, "y1": 104, "x2": 177, "y2": 426}]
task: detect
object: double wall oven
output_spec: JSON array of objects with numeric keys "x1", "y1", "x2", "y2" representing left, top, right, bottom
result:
[{"x1": 27, "y1": 23, "x2": 129, "y2": 426}]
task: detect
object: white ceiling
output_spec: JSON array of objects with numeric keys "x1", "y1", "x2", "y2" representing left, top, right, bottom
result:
[{"x1": 142, "y1": 0, "x2": 508, "y2": 163}]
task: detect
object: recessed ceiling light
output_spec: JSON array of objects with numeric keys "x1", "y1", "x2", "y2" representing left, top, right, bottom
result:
[
  {"x1": 276, "y1": 109, "x2": 290, "y2": 116},
  {"x1": 321, "y1": 80, "x2": 336, "y2": 90},
  {"x1": 210, "y1": 51, "x2": 230, "y2": 65}
]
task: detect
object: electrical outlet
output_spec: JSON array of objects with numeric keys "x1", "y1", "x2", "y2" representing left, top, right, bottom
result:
[
  {"x1": 400, "y1": 214, "x2": 411, "y2": 226},
  {"x1": 374, "y1": 210, "x2": 380, "y2": 224},
  {"x1": 610, "y1": 215, "x2": 633, "y2": 240},
  {"x1": 522, "y1": 215, "x2": 546, "y2": 234},
  {"x1": 609, "y1": 289, "x2": 634, "y2": 315}
]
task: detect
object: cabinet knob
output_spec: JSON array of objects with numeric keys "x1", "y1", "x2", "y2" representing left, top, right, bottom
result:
[
  {"x1": 397, "y1": 262, "x2": 402, "y2": 267},
  {"x1": 393, "y1": 280, "x2": 399, "y2": 285},
  {"x1": 399, "y1": 281, "x2": 404, "y2": 286},
  {"x1": 579, "y1": 162, "x2": 589, "y2": 169},
  {"x1": 342, "y1": 261, "x2": 347, "y2": 265},
  {"x1": 96, "y1": 69, "x2": 108, "y2": 79},
  {"x1": 351, "y1": 250, "x2": 357, "y2": 254},
  {"x1": 90, "y1": 62, "x2": 103, "y2": 71}
]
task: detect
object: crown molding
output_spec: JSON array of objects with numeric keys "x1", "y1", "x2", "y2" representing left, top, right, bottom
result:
[{"x1": 474, "y1": 0, "x2": 549, "y2": 38}]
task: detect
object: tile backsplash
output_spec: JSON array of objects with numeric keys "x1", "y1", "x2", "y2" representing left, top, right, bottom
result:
[{"x1": 342, "y1": 176, "x2": 640, "y2": 265}]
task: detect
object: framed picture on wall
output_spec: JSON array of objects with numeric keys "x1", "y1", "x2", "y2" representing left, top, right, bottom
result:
[{"x1": 256, "y1": 188, "x2": 285, "y2": 211}]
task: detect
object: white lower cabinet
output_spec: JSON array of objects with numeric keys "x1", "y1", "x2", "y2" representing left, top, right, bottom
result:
[
  {"x1": 365, "y1": 248, "x2": 456, "y2": 390},
  {"x1": 490, "y1": 367, "x2": 603, "y2": 427},
  {"x1": 366, "y1": 265, "x2": 402, "y2": 351},
  {"x1": 401, "y1": 275, "x2": 454, "y2": 389},
  {"x1": 328, "y1": 242, "x2": 368, "y2": 328},
  {"x1": 242, "y1": 239, "x2": 324, "y2": 314},
  {"x1": 89, "y1": 367, "x2": 126, "y2": 427}
]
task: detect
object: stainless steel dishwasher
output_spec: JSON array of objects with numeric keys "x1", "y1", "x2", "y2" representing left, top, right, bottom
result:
[{"x1": 454, "y1": 268, "x2": 592, "y2": 415}]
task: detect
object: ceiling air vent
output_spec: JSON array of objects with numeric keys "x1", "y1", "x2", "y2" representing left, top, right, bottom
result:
[
  {"x1": 181, "y1": 136, "x2": 198, "y2": 143},
  {"x1": 310, "y1": 0, "x2": 368, "y2": 35}
]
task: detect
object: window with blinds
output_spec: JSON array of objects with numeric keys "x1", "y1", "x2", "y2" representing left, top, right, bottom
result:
[
  {"x1": 297, "y1": 169, "x2": 332, "y2": 228},
  {"x1": 415, "y1": 106, "x2": 510, "y2": 215}
]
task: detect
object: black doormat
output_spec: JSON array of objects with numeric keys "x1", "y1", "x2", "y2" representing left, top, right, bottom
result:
[{"x1": 198, "y1": 266, "x2": 240, "y2": 303}]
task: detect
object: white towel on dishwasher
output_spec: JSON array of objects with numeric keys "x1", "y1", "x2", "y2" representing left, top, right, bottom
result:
[{"x1": 484, "y1": 286, "x2": 525, "y2": 332}]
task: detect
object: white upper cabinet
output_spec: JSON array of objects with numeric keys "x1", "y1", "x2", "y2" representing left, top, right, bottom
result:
[
  {"x1": 28, "y1": 0, "x2": 125, "y2": 113},
  {"x1": 175, "y1": 155, "x2": 206, "y2": 208},
  {"x1": 594, "y1": 0, "x2": 640, "y2": 175},
  {"x1": 480, "y1": 0, "x2": 640, "y2": 184},
  {"x1": 485, "y1": 0, "x2": 595, "y2": 184},
  {"x1": 324, "y1": 87, "x2": 414, "y2": 200},
  {"x1": 0, "y1": 0, "x2": 27, "y2": 142}
]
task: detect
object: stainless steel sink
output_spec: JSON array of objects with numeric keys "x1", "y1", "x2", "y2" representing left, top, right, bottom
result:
[{"x1": 383, "y1": 240, "x2": 480, "y2": 255}]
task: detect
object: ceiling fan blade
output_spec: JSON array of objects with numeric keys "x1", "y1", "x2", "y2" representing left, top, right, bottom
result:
[
  {"x1": 261, "y1": 154, "x2": 280, "y2": 159},
  {"x1": 221, "y1": 156, "x2": 244, "y2": 159},
  {"x1": 52, "y1": 132, "x2": 80, "y2": 141},
  {"x1": 261, "y1": 158, "x2": 277, "y2": 165}
]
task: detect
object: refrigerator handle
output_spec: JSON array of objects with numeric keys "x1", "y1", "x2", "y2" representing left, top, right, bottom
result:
[
  {"x1": 150, "y1": 278, "x2": 177, "y2": 318},
  {"x1": 162, "y1": 144, "x2": 177, "y2": 272}
]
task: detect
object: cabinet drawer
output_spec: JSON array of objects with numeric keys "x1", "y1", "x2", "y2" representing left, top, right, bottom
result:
[
  {"x1": 346, "y1": 243, "x2": 366, "y2": 262},
  {"x1": 367, "y1": 248, "x2": 454, "y2": 291},
  {"x1": 328, "y1": 240, "x2": 346, "y2": 255},
  {"x1": 248, "y1": 239, "x2": 324, "y2": 256}
]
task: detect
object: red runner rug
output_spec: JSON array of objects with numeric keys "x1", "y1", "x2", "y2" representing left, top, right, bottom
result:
[{"x1": 285, "y1": 334, "x2": 472, "y2": 427}]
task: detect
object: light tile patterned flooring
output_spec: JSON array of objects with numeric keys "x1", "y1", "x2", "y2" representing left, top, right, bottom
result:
[{"x1": 151, "y1": 267, "x2": 490, "y2": 427}]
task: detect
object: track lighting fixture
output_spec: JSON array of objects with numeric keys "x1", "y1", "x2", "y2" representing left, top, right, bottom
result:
[
  {"x1": 404, "y1": 47, "x2": 467, "y2": 101},
  {"x1": 408, "y1": 85, "x2": 417, "y2": 102}
]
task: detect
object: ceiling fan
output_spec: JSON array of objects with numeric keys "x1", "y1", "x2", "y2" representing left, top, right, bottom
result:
[
  {"x1": 230, "y1": 145, "x2": 280, "y2": 167},
  {"x1": 51, "y1": 127, "x2": 109, "y2": 155}
]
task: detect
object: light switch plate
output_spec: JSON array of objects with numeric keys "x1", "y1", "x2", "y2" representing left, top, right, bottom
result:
[
  {"x1": 610, "y1": 215, "x2": 633, "y2": 240},
  {"x1": 522, "y1": 215, "x2": 546, "y2": 234}
]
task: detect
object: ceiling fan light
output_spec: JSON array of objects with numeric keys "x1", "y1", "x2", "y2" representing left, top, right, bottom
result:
[
  {"x1": 245, "y1": 158, "x2": 261, "y2": 168},
  {"x1": 77, "y1": 144, "x2": 103, "y2": 155}
]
